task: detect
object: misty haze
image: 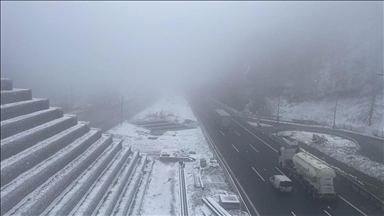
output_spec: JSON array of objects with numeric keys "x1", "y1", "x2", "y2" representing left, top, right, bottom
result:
[{"x1": 1, "y1": 2, "x2": 383, "y2": 216}]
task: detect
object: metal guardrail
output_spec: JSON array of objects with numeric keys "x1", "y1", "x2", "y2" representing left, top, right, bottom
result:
[
  {"x1": 208, "y1": 96, "x2": 384, "y2": 212},
  {"x1": 334, "y1": 169, "x2": 384, "y2": 212},
  {"x1": 267, "y1": 131, "x2": 384, "y2": 213},
  {"x1": 179, "y1": 163, "x2": 188, "y2": 216},
  {"x1": 202, "y1": 197, "x2": 231, "y2": 216},
  {"x1": 192, "y1": 110, "x2": 254, "y2": 216}
]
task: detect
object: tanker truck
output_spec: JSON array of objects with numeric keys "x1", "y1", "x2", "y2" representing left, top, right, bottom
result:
[{"x1": 278, "y1": 144, "x2": 338, "y2": 201}]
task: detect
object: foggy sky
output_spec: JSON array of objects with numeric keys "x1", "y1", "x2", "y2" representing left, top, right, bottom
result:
[{"x1": 1, "y1": 2, "x2": 382, "y2": 103}]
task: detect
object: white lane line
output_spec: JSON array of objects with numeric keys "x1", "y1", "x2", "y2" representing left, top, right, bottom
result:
[
  {"x1": 294, "y1": 175, "x2": 303, "y2": 184},
  {"x1": 220, "y1": 131, "x2": 225, "y2": 136},
  {"x1": 194, "y1": 110, "x2": 260, "y2": 216},
  {"x1": 291, "y1": 212, "x2": 296, "y2": 216},
  {"x1": 324, "y1": 210, "x2": 331, "y2": 216},
  {"x1": 232, "y1": 144, "x2": 239, "y2": 152},
  {"x1": 249, "y1": 144, "x2": 259, "y2": 153},
  {"x1": 232, "y1": 119, "x2": 278, "y2": 153},
  {"x1": 212, "y1": 121, "x2": 216, "y2": 125},
  {"x1": 275, "y1": 167, "x2": 285, "y2": 175},
  {"x1": 338, "y1": 195, "x2": 367, "y2": 216},
  {"x1": 207, "y1": 114, "x2": 210, "y2": 118},
  {"x1": 252, "y1": 167, "x2": 265, "y2": 181},
  {"x1": 234, "y1": 131, "x2": 241, "y2": 136}
]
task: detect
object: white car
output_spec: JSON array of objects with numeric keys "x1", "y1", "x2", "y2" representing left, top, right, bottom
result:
[{"x1": 269, "y1": 175, "x2": 293, "y2": 193}]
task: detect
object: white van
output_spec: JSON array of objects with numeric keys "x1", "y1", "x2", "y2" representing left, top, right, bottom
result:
[{"x1": 269, "y1": 175, "x2": 293, "y2": 193}]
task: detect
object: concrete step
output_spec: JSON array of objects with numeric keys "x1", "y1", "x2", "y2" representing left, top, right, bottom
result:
[
  {"x1": 1, "y1": 115, "x2": 77, "y2": 160},
  {"x1": 1, "y1": 107, "x2": 63, "y2": 139},
  {"x1": 2, "y1": 131, "x2": 109, "y2": 216},
  {"x1": 1, "y1": 89, "x2": 32, "y2": 105},
  {"x1": 112, "y1": 155, "x2": 147, "y2": 216},
  {"x1": 127, "y1": 159, "x2": 155, "y2": 216},
  {"x1": 95, "y1": 154, "x2": 146, "y2": 216},
  {"x1": 1, "y1": 98, "x2": 49, "y2": 121},
  {"x1": 73, "y1": 151, "x2": 140, "y2": 216},
  {"x1": 0, "y1": 122, "x2": 90, "y2": 187},
  {"x1": 43, "y1": 143, "x2": 129, "y2": 216},
  {"x1": 1, "y1": 78, "x2": 13, "y2": 90}
]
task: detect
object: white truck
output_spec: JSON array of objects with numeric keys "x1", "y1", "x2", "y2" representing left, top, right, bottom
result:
[
  {"x1": 278, "y1": 144, "x2": 338, "y2": 201},
  {"x1": 213, "y1": 109, "x2": 231, "y2": 130}
]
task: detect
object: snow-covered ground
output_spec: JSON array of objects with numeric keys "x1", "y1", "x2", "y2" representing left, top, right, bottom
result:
[
  {"x1": 278, "y1": 131, "x2": 384, "y2": 182},
  {"x1": 131, "y1": 96, "x2": 197, "y2": 125},
  {"x1": 107, "y1": 95, "x2": 247, "y2": 215},
  {"x1": 266, "y1": 95, "x2": 384, "y2": 138}
]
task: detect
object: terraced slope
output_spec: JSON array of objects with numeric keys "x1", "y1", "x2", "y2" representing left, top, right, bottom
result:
[{"x1": 1, "y1": 78, "x2": 147, "y2": 216}]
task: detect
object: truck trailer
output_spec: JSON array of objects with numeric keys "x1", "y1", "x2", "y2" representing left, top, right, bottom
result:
[
  {"x1": 278, "y1": 144, "x2": 338, "y2": 201},
  {"x1": 213, "y1": 109, "x2": 231, "y2": 130}
]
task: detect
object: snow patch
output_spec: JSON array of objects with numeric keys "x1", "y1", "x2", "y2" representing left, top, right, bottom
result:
[{"x1": 279, "y1": 131, "x2": 384, "y2": 182}]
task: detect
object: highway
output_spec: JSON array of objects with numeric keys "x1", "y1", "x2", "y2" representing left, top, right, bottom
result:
[{"x1": 188, "y1": 93, "x2": 383, "y2": 216}]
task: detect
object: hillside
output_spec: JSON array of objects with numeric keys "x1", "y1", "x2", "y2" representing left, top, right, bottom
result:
[{"x1": 265, "y1": 95, "x2": 384, "y2": 137}]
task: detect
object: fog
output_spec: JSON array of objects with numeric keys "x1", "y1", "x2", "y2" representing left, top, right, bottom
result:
[{"x1": 1, "y1": 2, "x2": 382, "y2": 103}]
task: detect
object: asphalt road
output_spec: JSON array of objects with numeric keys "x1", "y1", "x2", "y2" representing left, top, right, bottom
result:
[
  {"x1": 203, "y1": 90, "x2": 383, "y2": 191},
  {"x1": 188, "y1": 93, "x2": 383, "y2": 216},
  {"x1": 203, "y1": 82, "x2": 383, "y2": 165}
]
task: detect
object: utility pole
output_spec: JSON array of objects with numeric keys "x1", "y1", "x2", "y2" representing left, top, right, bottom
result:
[
  {"x1": 70, "y1": 77, "x2": 73, "y2": 112},
  {"x1": 333, "y1": 95, "x2": 338, "y2": 130},
  {"x1": 276, "y1": 96, "x2": 280, "y2": 136},
  {"x1": 120, "y1": 96, "x2": 124, "y2": 125}
]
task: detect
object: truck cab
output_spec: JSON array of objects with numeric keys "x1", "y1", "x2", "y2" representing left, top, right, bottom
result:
[{"x1": 269, "y1": 175, "x2": 293, "y2": 193}]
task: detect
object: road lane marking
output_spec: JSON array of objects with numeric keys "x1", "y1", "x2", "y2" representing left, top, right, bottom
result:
[
  {"x1": 207, "y1": 115, "x2": 210, "y2": 118},
  {"x1": 232, "y1": 119, "x2": 278, "y2": 153},
  {"x1": 249, "y1": 144, "x2": 259, "y2": 153},
  {"x1": 294, "y1": 175, "x2": 303, "y2": 184},
  {"x1": 220, "y1": 131, "x2": 225, "y2": 136},
  {"x1": 232, "y1": 144, "x2": 239, "y2": 152},
  {"x1": 252, "y1": 167, "x2": 265, "y2": 181},
  {"x1": 324, "y1": 210, "x2": 331, "y2": 216},
  {"x1": 194, "y1": 112, "x2": 261, "y2": 216},
  {"x1": 291, "y1": 212, "x2": 296, "y2": 216},
  {"x1": 275, "y1": 167, "x2": 285, "y2": 175},
  {"x1": 212, "y1": 121, "x2": 216, "y2": 125},
  {"x1": 338, "y1": 195, "x2": 367, "y2": 216},
  {"x1": 234, "y1": 131, "x2": 241, "y2": 136}
]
